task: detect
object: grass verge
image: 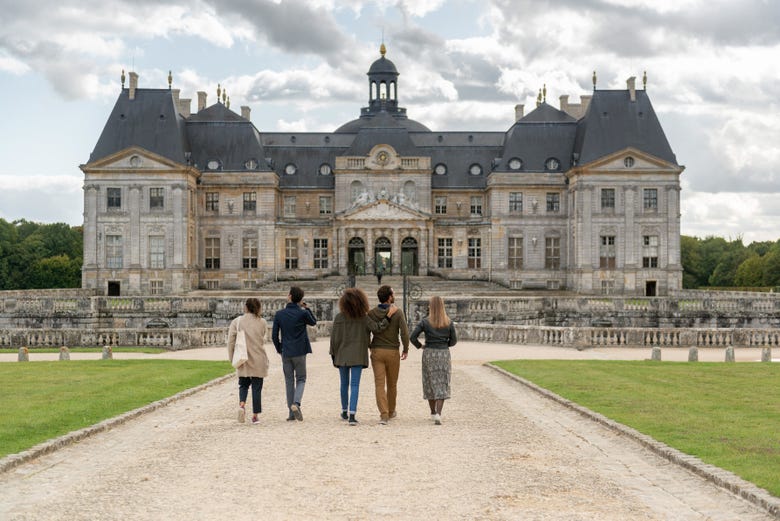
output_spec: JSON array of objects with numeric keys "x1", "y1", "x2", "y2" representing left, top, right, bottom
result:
[
  {"x1": 0, "y1": 359, "x2": 232, "y2": 458},
  {"x1": 492, "y1": 360, "x2": 780, "y2": 498}
]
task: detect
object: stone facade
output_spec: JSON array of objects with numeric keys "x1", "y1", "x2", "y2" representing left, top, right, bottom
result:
[{"x1": 81, "y1": 49, "x2": 683, "y2": 296}]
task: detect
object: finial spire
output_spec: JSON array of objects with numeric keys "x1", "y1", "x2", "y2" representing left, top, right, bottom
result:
[
  {"x1": 167, "y1": 70, "x2": 172, "y2": 89},
  {"x1": 592, "y1": 70, "x2": 597, "y2": 90},
  {"x1": 121, "y1": 69, "x2": 125, "y2": 89},
  {"x1": 643, "y1": 70, "x2": 647, "y2": 90},
  {"x1": 380, "y1": 42, "x2": 386, "y2": 56},
  {"x1": 222, "y1": 88, "x2": 226, "y2": 105},
  {"x1": 543, "y1": 83, "x2": 547, "y2": 102},
  {"x1": 226, "y1": 96, "x2": 230, "y2": 109},
  {"x1": 536, "y1": 89, "x2": 542, "y2": 106},
  {"x1": 217, "y1": 83, "x2": 221, "y2": 103}
]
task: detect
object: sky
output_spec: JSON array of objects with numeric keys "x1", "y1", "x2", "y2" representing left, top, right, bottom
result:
[{"x1": 0, "y1": 0, "x2": 778, "y2": 244}]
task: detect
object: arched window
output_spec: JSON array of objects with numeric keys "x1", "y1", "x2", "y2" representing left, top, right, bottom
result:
[
  {"x1": 390, "y1": 82, "x2": 396, "y2": 100},
  {"x1": 371, "y1": 82, "x2": 377, "y2": 101},
  {"x1": 380, "y1": 81, "x2": 387, "y2": 100}
]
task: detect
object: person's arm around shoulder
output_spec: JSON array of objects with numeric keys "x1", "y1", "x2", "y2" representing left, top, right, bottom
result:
[
  {"x1": 271, "y1": 312, "x2": 282, "y2": 354},
  {"x1": 410, "y1": 319, "x2": 424, "y2": 349},
  {"x1": 448, "y1": 321, "x2": 458, "y2": 347}
]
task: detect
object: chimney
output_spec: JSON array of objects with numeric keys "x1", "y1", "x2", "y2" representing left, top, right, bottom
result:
[
  {"x1": 581, "y1": 95, "x2": 592, "y2": 114},
  {"x1": 241, "y1": 105, "x2": 251, "y2": 120},
  {"x1": 627, "y1": 76, "x2": 636, "y2": 102},
  {"x1": 128, "y1": 72, "x2": 138, "y2": 100},
  {"x1": 197, "y1": 91, "x2": 207, "y2": 111},
  {"x1": 514, "y1": 104, "x2": 524, "y2": 121},
  {"x1": 172, "y1": 88, "x2": 180, "y2": 105},
  {"x1": 179, "y1": 98, "x2": 191, "y2": 118},
  {"x1": 559, "y1": 95, "x2": 569, "y2": 113}
]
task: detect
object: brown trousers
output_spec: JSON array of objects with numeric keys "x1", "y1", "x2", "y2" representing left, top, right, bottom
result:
[{"x1": 370, "y1": 348, "x2": 401, "y2": 420}]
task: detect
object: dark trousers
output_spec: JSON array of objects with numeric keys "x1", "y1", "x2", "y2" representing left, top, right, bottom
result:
[{"x1": 238, "y1": 376, "x2": 264, "y2": 414}]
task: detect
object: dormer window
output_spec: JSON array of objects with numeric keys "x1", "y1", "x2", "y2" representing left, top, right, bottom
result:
[
  {"x1": 545, "y1": 158, "x2": 560, "y2": 171},
  {"x1": 319, "y1": 163, "x2": 332, "y2": 176},
  {"x1": 469, "y1": 163, "x2": 482, "y2": 176},
  {"x1": 206, "y1": 159, "x2": 221, "y2": 171},
  {"x1": 508, "y1": 157, "x2": 523, "y2": 170},
  {"x1": 244, "y1": 158, "x2": 258, "y2": 170},
  {"x1": 624, "y1": 156, "x2": 635, "y2": 168},
  {"x1": 284, "y1": 163, "x2": 297, "y2": 175},
  {"x1": 434, "y1": 163, "x2": 447, "y2": 175}
]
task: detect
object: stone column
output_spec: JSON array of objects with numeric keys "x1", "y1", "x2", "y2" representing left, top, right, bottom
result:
[
  {"x1": 365, "y1": 228, "x2": 374, "y2": 274},
  {"x1": 392, "y1": 227, "x2": 400, "y2": 273}
]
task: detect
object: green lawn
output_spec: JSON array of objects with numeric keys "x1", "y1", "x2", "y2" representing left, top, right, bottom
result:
[
  {"x1": 493, "y1": 360, "x2": 780, "y2": 498},
  {"x1": 0, "y1": 360, "x2": 232, "y2": 458}
]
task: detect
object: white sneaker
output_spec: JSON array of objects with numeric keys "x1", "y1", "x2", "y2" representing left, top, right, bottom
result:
[
  {"x1": 238, "y1": 406, "x2": 246, "y2": 423},
  {"x1": 433, "y1": 414, "x2": 442, "y2": 425}
]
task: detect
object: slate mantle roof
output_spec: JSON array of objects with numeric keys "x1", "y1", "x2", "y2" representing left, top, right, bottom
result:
[{"x1": 87, "y1": 65, "x2": 679, "y2": 189}]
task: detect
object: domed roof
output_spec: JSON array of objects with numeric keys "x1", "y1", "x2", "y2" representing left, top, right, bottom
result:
[
  {"x1": 368, "y1": 43, "x2": 398, "y2": 76},
  {"x1": 335, "y1": 113, "x2": 430, "y2": 133}
]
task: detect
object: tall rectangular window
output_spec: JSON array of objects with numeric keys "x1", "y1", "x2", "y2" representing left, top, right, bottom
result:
[
  {"x1": 468, "y1": 238, "x2": 481, "y2": 268},
  {"x1": 437, "y1": 238, "x2": 453, "y2": 268},
  {"x1": 643, "y1": 235, "x2": 659, "y2": 268},
  {"x1": 242, "y1": 238, "x2": 258, "y2": 268},
  {"x1": 601, "y1": 188, "x2": 615, "y2": 210},
  {"x1": 600, "y1": 235, "x2": 616, "y2": 269},
  {"x1": 509, "y1": 192, "x2": 523, "y2": 213},
  {"x1": 105, "y1": 235, "x2": 123, "y2": 268},
  {"x1": 470, "y1": 196, "x2": 482, "y2": 216},
  {"x1": 206, "y1": 192, "x2": 219, "y2": 212},
  {"x1": 149, "y1": 187, "x2": 164, "y2": 210},
  {"x1": 243, "y1": 192, "x2": 256, "y2": 212},
  {"x1": 545, "y1": 237, "x2": 560, "y2": 270},
  {"x1": 314, "y1": 238, "x2": 328, "y2": 268},
  {"x1": 319, "y1": 196, "x2": 332, "y2": 215},
  {"x1": 149, "y1": 235, "x2": 165, "y2": 269},
  {"x1": 643, "y1": 188, "x2": 658, "y2": 210},
  {"x1": 149, "y1": 280, "x2": 164, "y2": 295},
  {"x1": 508, "y1": 237, "x2": 523, "y2": 270},
  {"x1": 107, "y1": 188, "x2": 121, "y2": 209},
  {"x1": 205, "y1": 238, "x2": 220, "y2": 269},
  {"x1": 285, "y1": 238, "x2": 298, "y2": 269},
  {"x1": 284, "y1": 196, "x2": 296, "y2": 217},
  {"x1": 435, "y1": 196, "x2": 447, "y2": 215},
  {"x1": 546, "y1": 192, "x2": 560, "y2": 213}
]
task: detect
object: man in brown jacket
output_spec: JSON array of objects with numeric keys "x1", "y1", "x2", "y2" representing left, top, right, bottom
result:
[{"x1": 368, "y1": 285, "x2": 410, "y2": 424}]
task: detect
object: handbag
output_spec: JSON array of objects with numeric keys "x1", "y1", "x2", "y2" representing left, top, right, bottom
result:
[{"x1": 231, "y1": 316, "x2": 249, "y2": 368}]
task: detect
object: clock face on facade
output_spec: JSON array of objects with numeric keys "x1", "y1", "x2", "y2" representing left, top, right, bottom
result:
[
  {"x1": 508, "y1": 158, "x2": 522, "y2": 170},
  {"x1": 284, "y1": 163, "x2": 297, "y2": 175},
  {"x1": 469, "y1": 163, "x2": 482, "y2": 176},
  {"x1": 376, "y1": 151, "x2": 389, "y2": 165},
  {"x1": 434, "y1": 163, "x2": 447, "y2": 175}
]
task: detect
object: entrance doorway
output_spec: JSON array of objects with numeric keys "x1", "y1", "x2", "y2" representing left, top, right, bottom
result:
[
  {"x1": 645, "y1": 280, "x2": 657, "y2": 297},
  {"x1": 374, "y1": 237, "x2": 391, "y2": 275},
  {"x1": 107, "y1": 281, "x2": 121, "y2": 296},
  {"x1": 348, "y1": 237, "x2": 366, "y2": 275},
  {"x1": 401, "y1": 237, "x2": 418, "y2": 275}
]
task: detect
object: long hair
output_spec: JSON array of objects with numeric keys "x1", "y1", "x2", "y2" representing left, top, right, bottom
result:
[
  {"x1": 245, "y1": 297, "x2": 261, "y2": 317},
  {"x1": 427, "y1": 295, "x2": 450, "y2": 329},
  {"x1": 339, "y1": 288, "x2": 369, "y2": 319}
]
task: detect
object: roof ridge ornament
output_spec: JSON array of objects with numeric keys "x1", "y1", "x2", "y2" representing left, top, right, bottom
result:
[
  {"x1": 380, "y1": 42, "x2": 386, "y2": 57},
  {"x1": 592, "y1": 70, "x2": 597, "y2": 90},
  {"x1": 543, "y1": 83, "x2": 547, "y2": 102},
  {"x1": 643, "y1": 70, "x2": 647, "y2": 90},
  {"x1": 121, "y1": 69, "x2": 125, "y2": 89},
  {"x1": 167, "y1": 70, "x2": 172, "y2": 90},
  {"x1": 222, "y1": 88, "x2": 227, "y2": 105},
  {"x1": 217, "y1": 83, "x2": 221, "y2": 103}
]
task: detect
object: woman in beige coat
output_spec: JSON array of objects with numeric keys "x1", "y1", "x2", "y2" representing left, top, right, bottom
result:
[{"x1": 228, "y1": 298, "x2": 269, "y2": 425}]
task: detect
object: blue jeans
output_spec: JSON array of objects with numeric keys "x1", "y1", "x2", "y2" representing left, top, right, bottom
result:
[
  {"x1": 339, "y1": 366, "x2": 363, "y2": 414},
  {"x1": 238, "y1": 376, "x2": 263, "y2": 414},
  {"x1": 282, "y1": 355, "x2": 307, "y2": 413}
]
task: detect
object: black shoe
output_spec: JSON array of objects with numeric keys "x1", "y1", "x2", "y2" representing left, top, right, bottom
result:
[
  {"x1": 340, "y1": 411, "x2": 348, "y2": 420},
  {"x1": 348, "y1": 414, "x2": 358, "y2": 426}
]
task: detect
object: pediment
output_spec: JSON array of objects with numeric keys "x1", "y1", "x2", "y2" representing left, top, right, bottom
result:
[
  {"x1": 82, "y1": 146, "x2": 183, "y2": 171},
  {"x1": 583, "y1": 147, "x2": 681, "y2": 173},
  {"x1": 339, "y1": 200, "x2": 429, "y2": 221}
]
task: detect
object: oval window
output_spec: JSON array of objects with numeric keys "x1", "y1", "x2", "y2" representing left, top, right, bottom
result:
[
  {"x1": 319, "y1": 163, "x2": 332, "y2": 175},
  {"x1": 284, "y1": 163, "x2": 297, "y2": 175},
  {"x1": 545, "y1": 158, "x2": 560, "y2": 171},
  {"x1": 508, "y1": 157, "x2": 522, "y2": 170},
  {"x1": 434, "y1": 163, "x2": 447, "y2": 175},
  {"x1": 469, "y1": 164, "x2": 482, "y2": 176}
]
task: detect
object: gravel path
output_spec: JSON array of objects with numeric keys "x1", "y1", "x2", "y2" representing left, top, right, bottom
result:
[{"x1": 0, "y1": 342, "x2": 775, "y2": 520}]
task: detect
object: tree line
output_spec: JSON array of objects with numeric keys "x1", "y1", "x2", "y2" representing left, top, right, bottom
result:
[
  {"x1": 0, "y1": 218, "x2": 778, "y2": 291},
  {"x1": 0, "y1": 219, "x2": 83, "y2": 290}
]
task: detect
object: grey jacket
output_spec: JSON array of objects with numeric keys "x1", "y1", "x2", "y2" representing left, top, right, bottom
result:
[{"x1": 410, "y1": 318, "x2": 457, "y2": 350}]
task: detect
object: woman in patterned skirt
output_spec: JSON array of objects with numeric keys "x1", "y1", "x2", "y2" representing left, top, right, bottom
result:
[{"x1": 410, "y1": 296, "x2": 457, "y2": 425}]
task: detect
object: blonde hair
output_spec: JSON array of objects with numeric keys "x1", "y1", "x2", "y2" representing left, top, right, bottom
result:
[{"x1": 427, "y1": 296, "x2": 450, "y2": 329}]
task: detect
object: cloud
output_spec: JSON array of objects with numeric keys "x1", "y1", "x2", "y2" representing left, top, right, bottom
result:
[
  {"x1": 0, "y1": 175, "x2": 83, "y2": 225},
  {"x1": 681, "y1": 190, "x2": 780, "y2": 244}
]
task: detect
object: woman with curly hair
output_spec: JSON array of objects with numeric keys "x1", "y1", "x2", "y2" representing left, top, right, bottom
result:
[{"x1": 329, "y1": 288, "x2": 396, "y2": 425}]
